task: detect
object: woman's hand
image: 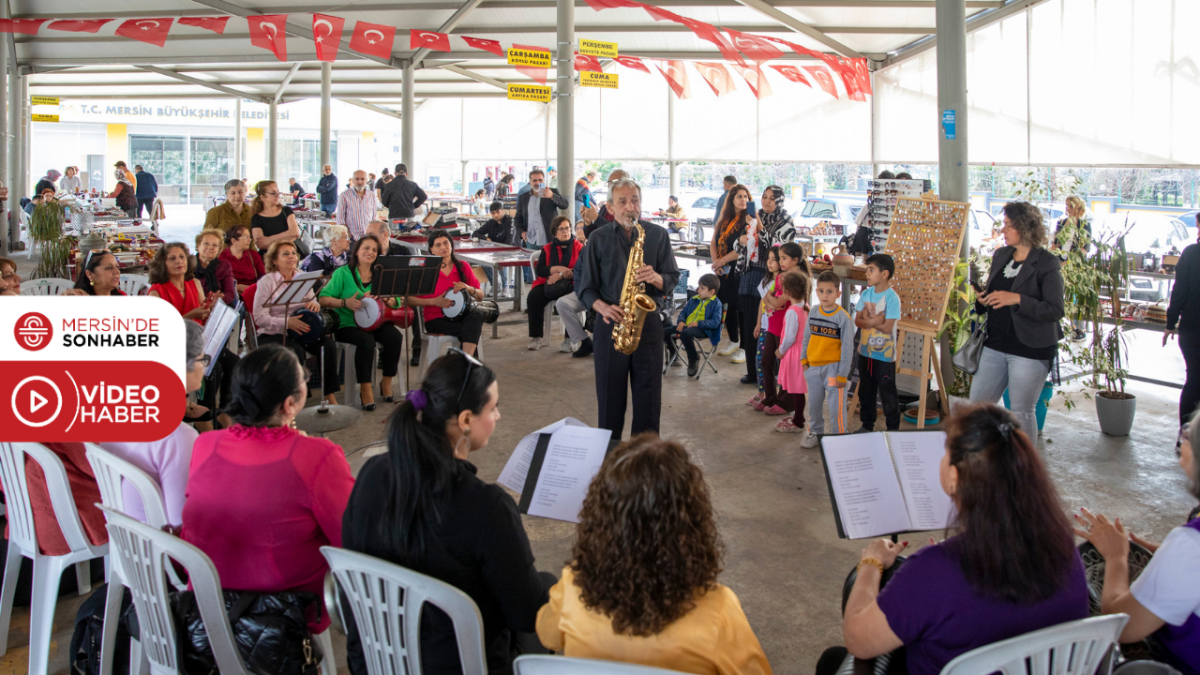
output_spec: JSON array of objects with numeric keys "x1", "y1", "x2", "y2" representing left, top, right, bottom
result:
[
  {"x1": 186, "y1": 401, "x2": 209, "y2": 419},
  {"x1": 1164, "y1": 329, "x2": 1176, "y2": 347},
  {"x1": 980, "y1": 290, "x2": 1022, "y2": 308},
  {"x1": 344, "y1": 296, "x2": 364, "y2": 311},
  {"x1": 1129, "y1": 531, "x2": 1160, "y2": 554},
  {"x1": 1074, "y1": 508, "x2": 1130, "y2": 562},
  {"x1": 287, "y1": 315, "x2": 311, "y2": 334},
  {"x1": 305, "y1": 300, "x2": 320, "y2": 313},
  {"x1": 452, "y1": 281, "x2": 468, "y2": 293},
  {"x1": 862, "y1": 538, "x2": 909, "y2": 570},
  {"x1": 183, "y1": 306, "x2": 211, "y2": 321},
  {"x1": 433, "y1": 295, "x2": 455, "y2": 308}
]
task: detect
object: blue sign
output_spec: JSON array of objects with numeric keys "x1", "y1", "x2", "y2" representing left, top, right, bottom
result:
[{"x1": 942, "y1": 110, "x2": 957, "y2": 140}]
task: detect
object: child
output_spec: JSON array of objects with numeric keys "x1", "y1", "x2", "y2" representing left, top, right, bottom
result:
[
  {"x1": 756, "y1": 242, "x2": 807, "y2": 414},
  {"x1": 854, "y1": 253, "x2": 902, "y2": 432},
  {"x1": 750, "y1": 247, "x2": 781, "y2": 409},
  {"x1": 665, "y1": 274, "x2": 723, "y2": 377},
  {"x1": 774, "y1": 271, "x2": 812, "y2": 432},
  {"x1": 800, "y1": 271, "x2": 856, "y2": 447}
]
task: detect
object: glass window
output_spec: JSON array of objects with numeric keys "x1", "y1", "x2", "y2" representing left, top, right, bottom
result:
[
  {"x1": 190, "y1": 137, "x2": 232, "y2": 204},
  {"x1": 130, "y1": 135, "x2": 186, "y2": 203},
  {"x1": 801, "y1": 200, "x2": 837, "y2": 219}
]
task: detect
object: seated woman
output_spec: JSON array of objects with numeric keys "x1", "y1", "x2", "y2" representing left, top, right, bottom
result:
[
  {"x1": 1076, "y1": 412, "x2": 1200, "y2": 675},
  {"x1": 218, "y1": 225, "x2": 265, "y2": 293},
  {"x1": 68, "y1": 249, "x2": 126, "y2": 296},
  {"x1": 204, "y1": 179, "x2": 253, "y2": 233},
  {"x1": 183, "y1": 345, "x2": 354, "y2": 634},
  {"x1": 824, "y1": 403, "x2": 1088, "y2": 675},
  {"x1": 526, "y1": 215, "x2": 582, "y2": 351},
  {"x1": 301, "y1": 224, "x2": 350, "y2": 276},
  {"x1": 251, "y1": 180, "x2": 301, "y2": 255},
  {"x1": 343, "y1": 350, "x2": 555, "y2": 675},
  {"x1": 658, "y1": 195, "x2": 690, "y2": 236},
  {"x1": 407, "y1": 230, "x2": 485, "y2": 357},
  {"x1": 317, "y1": 235, "x2": 403, "y2": 410},
  {"x1": 254, "y1": 240, "x2": 340, "y2": 406},
  {"x1": 100, "y1": 320, "x2": 203, "y2": 528},
  {"x1": 537, "y1": 433, "x2": 772, "y2": 675},
  {"x1": 194, "y1": 229, "x2": 237, "y2": 306}
]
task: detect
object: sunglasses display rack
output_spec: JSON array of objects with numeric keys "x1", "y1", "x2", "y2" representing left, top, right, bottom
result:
[
  {"x1": 866, "y1": 179, "x2": 925, "y2": 252},
  {"x1": 886, "y1": 197, "x2": 970, "y2": 334}
]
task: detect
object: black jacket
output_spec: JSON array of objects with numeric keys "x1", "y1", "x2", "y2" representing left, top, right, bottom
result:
[
  {"x1": 976, "y1": 246, "x2": 1065, "y2": 349},
  {"x1": 1168, "y1": 242, "x2": 1200, "y2": 332},
  {"x1": 380, "y1": 176, "x2": 428, "y2": 220},
  {"x1": 576, "y1": 219, "x2": 681, "y2": 308},
  {"x1": 514, "y1": 188, "x2": 569, "y2": 245},
  {"x1": 471, "y1": 215, "x2": 516, "y2": 245}
]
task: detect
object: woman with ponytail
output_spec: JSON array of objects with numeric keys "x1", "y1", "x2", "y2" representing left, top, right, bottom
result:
[{"x1": 341, "y1": 349, "x2": 555, "y2": 675}]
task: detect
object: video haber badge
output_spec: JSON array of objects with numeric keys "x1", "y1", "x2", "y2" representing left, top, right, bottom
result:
[{"x1": 2, "y1": 297, "x2": 188, "y2": 442}]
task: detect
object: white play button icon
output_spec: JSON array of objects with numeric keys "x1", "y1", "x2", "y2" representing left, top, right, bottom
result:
[
  {"x1": 12, "y1": 376, "x2": 63, "y2": 428},
  {"x1": 30, "y1": 390, "x2": 48, "y2": 414}
]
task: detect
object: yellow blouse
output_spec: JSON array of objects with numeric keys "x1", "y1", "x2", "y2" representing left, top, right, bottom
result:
[{"x1": 537, "y1": 568, "x2": 773, "y2": 675}]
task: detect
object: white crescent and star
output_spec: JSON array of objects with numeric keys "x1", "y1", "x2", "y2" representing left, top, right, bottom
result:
[
  {"x1": 135, "y1": 20, "x2": 159, "y2": 31},
  {"x1": 364, "y1": 29, "x2": 384, "y2": 45},
  {"x1": 261, "y1": 21, "x2": 279, "y2": 40},
  {"x1": 314, "y1": 18, "x2": 333, "y2": 42},
  {"x1": 416, "y1": 31, "x2": 441, "y2": 41}
]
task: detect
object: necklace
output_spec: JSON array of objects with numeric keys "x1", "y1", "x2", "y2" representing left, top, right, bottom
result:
[{"x1": 1003, "y1": 258, "x2": 1022, "y2": 278}]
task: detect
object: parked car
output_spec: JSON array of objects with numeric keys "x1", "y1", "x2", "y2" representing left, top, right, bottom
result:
[
  {"x1": 967, "y1": 209, "x2": 999, "y2": 253},
  {"x1": 1095, "y1": 214, "x2": 1193, "y2": 257},
  {"x1": 797, "y1": 198, "x2": 860, "y2": 234}
]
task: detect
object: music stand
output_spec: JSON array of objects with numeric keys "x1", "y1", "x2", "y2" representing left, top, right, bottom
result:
[
  {"x1": 371, "y1": 256, "x2": 443, "y2": 392},
  {"x1": 264, "y1": 269, "x2": 322, "y2": 347}
]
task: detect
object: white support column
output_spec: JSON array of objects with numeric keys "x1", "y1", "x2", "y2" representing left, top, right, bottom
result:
[
  {"x1": 668, "y1": 86, "x2": 677, "y2": 197},
  {"x1": 268, "y1": 99, "x2": 278, "y2": 180},
  {"x1": 0, "y1": 18, "x2": 8, "y2": 251},
  {"x1": 461, "y1": 160, "x2": 468, "y2": 196},
  {"x1": 936, "y1": 0, "x2": 968, "y2": 208},
  {"x1": 871, "y1": 70, "x2": 883, "y2": 178},
  {"x1": 8, "y1": 65, "x2": 19, "y2": 209},
  {"x1": 402, "y1": 62, "x2": 414, "y2": 173},
  {"x1": 234, "y1": 98, "x2": 242, "y2": 183},
  {"x1": 21, "y1": 77, "x2": 29, "y2": 202},
  {"x1": 555, "y1": 0, "x2": 574, "y2": 214},
  {"x1": 320, "y1": 61, "x2": 332, "y2": 167}
]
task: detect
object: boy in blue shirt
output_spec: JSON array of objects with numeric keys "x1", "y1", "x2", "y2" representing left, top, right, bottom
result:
[
  {"x1": 665, "y1": 273, "x2": 723, "y2": 377},
  {"x1": 854, "y1": 253, "x2": 902, "y2": 431}
]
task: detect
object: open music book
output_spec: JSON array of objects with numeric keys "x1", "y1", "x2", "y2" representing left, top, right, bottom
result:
[
  {"x1": 497, "y1": 418, "x2": 616, "y2": 523},
  {"x1": 819, "y1": 431, "x2": 954, "y2": 540}
]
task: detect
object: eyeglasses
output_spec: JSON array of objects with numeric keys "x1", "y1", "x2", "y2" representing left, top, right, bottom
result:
[
  {"x1": 196, "y1": 354, "x2": 212, "y2": 368},
  {"x1": 447, "y1": 347, "x2": 483, "y2": 403},
  {"x1": 263, "y1": 191, "x2": 280, "y2": 196}
]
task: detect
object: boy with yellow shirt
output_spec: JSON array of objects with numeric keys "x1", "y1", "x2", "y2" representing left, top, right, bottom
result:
[{"x1": 800, "y1": 271, "x2": 856, "y2": 448}]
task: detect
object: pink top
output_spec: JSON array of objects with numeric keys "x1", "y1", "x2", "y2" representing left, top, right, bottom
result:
[
  {"x1": 421, "y1": 262, "x2": 480, "y2": 322},
  {"x1": 100, "y1": 423, "x2": 198, "y2": 528},
  {"x1": 182, "y1": 425, "x2": 354, "y2": 631},
  {"x1": 767, "y1": 284, "x2": 791, "y2": 337},
  {"x1": 252, "y1": 270, "x2": 318, "y2": 335}
]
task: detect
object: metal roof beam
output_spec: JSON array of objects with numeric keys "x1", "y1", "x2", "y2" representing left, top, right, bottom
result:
[
  {"x1": 439, "y1": 64, "x2": 506, "y2": 89},
  {"x1": 412, "y1": 0, "x2": 487, "y2": 68},
  {"x1": 880, "y1": 0, "x2": 1048, "y2": 68},
  {"x1": 340, "y1": 98, "x2": 404, "y2": 119},
  {"x1": 135, "y1": 65, "x2": 270, "y2": 102},
  {"x1": 273, "y1": 62, "x2": 301, "y2": 103},
  {"x1": 15, "y1": 91, "x2": 501, "y2": 99},
  {"x1": 30, "y1": 78, "x2": 486, "y2": 86},
  {"x1": 728, "y1": 0, "x2": 864, "y2": 59}
]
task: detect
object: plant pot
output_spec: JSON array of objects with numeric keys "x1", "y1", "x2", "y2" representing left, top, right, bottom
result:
[{"x1": 1095, "y1": 391, "x2": 1136, "y2": 436}]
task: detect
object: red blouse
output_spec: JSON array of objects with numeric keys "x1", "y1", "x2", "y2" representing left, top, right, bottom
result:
[
  {"x1": 219, "y1": 248, "x2": 266, "y2": 286},
  {"x1": 421, "y1": 261, "x2": 480, "y2": 323},
  {"x1": 0, "y1": 443, "x2": 107, "y2": 556},
  {"x1": 151, "y1": 280, "x2": 203, "y2": 324}
]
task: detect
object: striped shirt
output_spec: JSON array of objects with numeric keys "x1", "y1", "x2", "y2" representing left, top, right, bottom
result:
[{"x1": 336, "y1": 186, "x2": 378, "y2": 239}]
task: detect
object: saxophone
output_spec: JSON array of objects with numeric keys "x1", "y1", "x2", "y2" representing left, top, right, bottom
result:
[{"x1": 612, "y1": 221, "x2": 657, "y2": 355}]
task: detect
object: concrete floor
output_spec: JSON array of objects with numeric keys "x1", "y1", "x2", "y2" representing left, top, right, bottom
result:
[{"x1": 4, "y1": 249, "x2": 1196, "y2": 675}]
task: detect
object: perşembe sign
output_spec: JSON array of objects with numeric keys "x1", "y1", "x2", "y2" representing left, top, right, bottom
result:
[
  {"x1": 579, "y1": 39, "x2": 617, "y2": 58},
  {"x1": 31, "y1": 114, "x2": 59, "y2": 123},
  {"x1": 580, "y1": 72, "x2": 619, "y2": 89},
  {"x1": 30, "y1": 96, "x2": 59, "y2": 106},
  {"x1": 507, "y1": 48, "x2": 551, "y2": 68},
  {"x1": 507, "y1": 84, "x2": 552, "y2": 103}
]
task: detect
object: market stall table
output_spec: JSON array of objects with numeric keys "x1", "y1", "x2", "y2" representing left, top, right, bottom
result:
[{"x1": 457, "y1": 249, "x2": 533, "y2": 339}]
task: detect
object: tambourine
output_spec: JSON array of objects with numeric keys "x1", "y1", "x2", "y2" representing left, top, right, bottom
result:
[{"x1": 354, "y1": 297, "x2": 414, "y2": 331}]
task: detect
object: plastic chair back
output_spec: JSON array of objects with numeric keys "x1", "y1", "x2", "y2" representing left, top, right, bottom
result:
[
  {"x1": 119, "y1": 273, "x2": 150, "y2": 297},
  {"x1": 939, "y1": 614, "x2": 1129, "y2": 675},
  {"x1": 0, "y1": 443, "x2": 104, "y2": 557},
  {"x1": 321, "y1": 546, "x2": 487, "y2": 675},
  {"x1": 100, "y1": 505, "x2": 252, "y2": 675},
  {"x1": 514, "y1": 655, "x2": 692, "y2": 675},
  {"x1": 20, "y1": 277, "x2": 75, "y2": 296},
  {"x1": 0, "y1": 442, "x2": 40, "y2": 554},
  {"x1": 85, "y1": 443, "x2": 170, "y2": 530}
]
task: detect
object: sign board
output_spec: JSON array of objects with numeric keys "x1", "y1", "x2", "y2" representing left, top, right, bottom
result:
[
  {"x1": 579, "y1": 39, "x2": 617, "y2": 58},
  {"x1": 31, "y1": 114, "x2": 59, "y2": 123},
  {"x1": 941, "y1": 110, "x2": 956, "y2": 140},
  {"x1": 507, "y1": 84, "x2": 552, "y2": 103},
  {"x1": 507, "y1": 48, "x2": 551, "y2": 68},
  {"x1": 579, "y1": 71, "x2": 619, "y2": 89},
  {"x1": 30, "y1": 96, "x2": 59, "y2": 106}
]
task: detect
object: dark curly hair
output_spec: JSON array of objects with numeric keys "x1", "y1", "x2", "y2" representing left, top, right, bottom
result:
[
  {"x1": 1002, "y1": 201, "x2": 1047, "y2": 249},
  {"x1": 569, "y1": 434, "x2": 723, "y2": 636},
  {"x1": 148, "y1": 242, "x2": 195, "y2": 285}
]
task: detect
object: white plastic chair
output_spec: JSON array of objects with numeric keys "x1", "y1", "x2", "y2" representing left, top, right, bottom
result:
[
  {"x1": 939, "y1": 614, "x2": 1129, "y2": 675},
  {"x1": 0, "y1": 442, "x2": 110, "y2": 675},
  {"x1": 514, "y1": 655, "x2": 692, "y2": 674},
  {"x1": 20, "y1": 277, "x2": 75, "y2": 296},
  {"x1": 119, "y1": 272, "x2": 151, "y2": 297},
  {"x1": 321, "y1": 546, "x2": 487, "y2": 675},
  {"x1": 19, "y1": 209, "x2": 33, "y2": 258},
  {"x1": 416, "y1": 309, "x2": 461, "y2": 381}
]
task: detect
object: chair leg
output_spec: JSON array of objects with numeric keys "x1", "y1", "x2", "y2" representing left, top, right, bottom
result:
[
  {"x1": 343, "y1": 345, "x2": 360, "y2": 407},
  {"x1": 130, "y1": 638, "x2": 149, "y2": 675},
  {"x1": 76, "y1": 559, "x2": 92, "y2": 595},
  {"x1": 0, "y1": 545, "x2": 24, "y2": 655},
  {"x1": 28, "y1": 556, "x2": 66, "y2": 675},
  {"x1": 99, "y1": 579, "x2": 124, "y2": 675},
  {"x1": 316, "y1": 629, "x2": 336, "y2": 675}
]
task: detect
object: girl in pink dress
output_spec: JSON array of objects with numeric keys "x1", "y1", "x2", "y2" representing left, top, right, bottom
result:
[{"x1": 774, "y1": 271, "x2": 812, "y2": 433}]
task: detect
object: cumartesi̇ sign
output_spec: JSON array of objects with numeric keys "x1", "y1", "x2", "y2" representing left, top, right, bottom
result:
[{"x1": 507, "y1": 83, "x2": 552, "y2": 103}]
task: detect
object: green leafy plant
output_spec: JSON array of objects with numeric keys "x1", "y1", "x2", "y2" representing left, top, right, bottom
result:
[
  {"x1": 940, "y1": 254, "x2": 988, "y2": 398},
  {"x1": 30, "y1": 201, "x2": 72, "y2": 280}
]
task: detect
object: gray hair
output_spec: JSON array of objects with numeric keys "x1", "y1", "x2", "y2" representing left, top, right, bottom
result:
[
  {"x1": 1187, "y1": 410, "x2": 1200, "y2": 500},
  {"x1": 223, "y1": 179, "x2": 246, "y2": 193},
  {"x1": 607, "y1": 177, "x2": 642, "y2": 203},
  {"x1": 325, "y1": 224, "x2": 350, "y2": 242},
  {"x1": 185, "y1": 320, "x2": 205, "y2": 373}
]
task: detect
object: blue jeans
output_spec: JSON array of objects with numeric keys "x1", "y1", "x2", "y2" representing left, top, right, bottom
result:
[
  {"x1": 481, "y1": 266, "x2": 509, "y2": 290},
  {"x1": 968, "y1": 346, "x2": 1051, "y2": 436}
]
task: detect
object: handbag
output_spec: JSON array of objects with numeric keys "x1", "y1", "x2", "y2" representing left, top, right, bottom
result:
[
  {"x1": 543, "y1": 277, "x2": 574, "y2": 301},
  {"x1": 172, "y1": 589, "x2": 323, "y2": 675},
  {"x1": 952, "y1": 319, "x2": 987, "y2": 375}
]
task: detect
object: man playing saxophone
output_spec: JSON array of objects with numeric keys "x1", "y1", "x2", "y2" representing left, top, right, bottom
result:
[{"x1": 575, "y1": 177, "x2": 681, "y2": 437}]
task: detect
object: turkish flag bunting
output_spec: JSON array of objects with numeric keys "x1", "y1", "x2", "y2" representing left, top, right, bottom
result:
[
  {"x1": 730, "y1": 64, "x2": 772, "y2": 99},
  {"x1": 803, "y1": 65, "x2": 839, "y2": 99},
  {"x1": 851, "y1": 57, "x2": 872, "y2": 95},
  {"x1": 248, "y1": 15, "x2": 289, "y2": 61},
  {"x1": 48, "y1": 19, "x2": 114, "y2": 33},
  {"x1": 613, "y1": 54, "x2": 650, "y2": 74},
  {"x1": 835, "y1": 60, "x2": 866, "y2": 101},
  {"x1": 575, "y1": 53, "x2": 603, "y2": 73},
  {"x1": 641, "y1": 4, "x2": 683, "y2": 22},
  {"x1": 678, "y1": 17, "x2": 745, "y2": 66},
  {"x1": 312, "y1": 14, "x2": 345, "y2": 62},
  {"x1": 514, "y1": 44, "x2": 550, "y2": 85},
  {"x1": 115, "y1": 18, "x2": 174, "y2": 47},
  {"x1": 724, "y1": 28, "x2": 783, "y2": 63},
  {"x1": 0, "y1": 19, "x2": 47, "y2": 34},
  {"x1": 178, "y1": 17, "x2": 229, "y2": 34},
  {"x1": 462, "y1": 36, "x2": 503, "y2": 57},
  {"x1": 656, "y1": 60, "x2": 690, "y2": 99},
  {"x1": 410, "y1": 29, "x2": 451, "y2": 52},
  {"x1": 349, "y1": 21, "x2": 396, "y2": 59},
  {"x1": 692, "y1": 62, "x2": 736, "y2": 97},
  {"x1": 759, "y1": 35, "x2": 823, "y2": 60},
  {"x1": 582, "y1": 0, "x2": 641, "y2": 10},
  {"x1": 769, "y1": 64, "x2": 811, "y2": 88}
]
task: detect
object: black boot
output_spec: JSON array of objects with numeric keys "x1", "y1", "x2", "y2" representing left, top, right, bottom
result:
[{"x1": 571, "y1": 337, "x2": 594, "y2": 358}]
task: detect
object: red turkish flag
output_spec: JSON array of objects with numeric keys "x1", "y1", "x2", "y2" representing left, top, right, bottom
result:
[
  {"x1": 724, "y1": 29, "x2": 783, "y2": 63},
  {"x1": 514, "y1": 44, "x2": 551, "y2": 85},
  {"x1": 312, "y1": 14, "x2": 345, "y2": 62},
  {"x1": 410, "y1": 29, "x2": 450, "y2": 52},
  {"x1": 731, "y1": 64, "x2": 772, "y2": 99},
  {"x1": 348, "y1": 21, "x2": 396, "y2": 59},
  {"x1": 656, "y1": 60, "x2": 690, "y2": 99},
  {"x1": 836, "y1": 61, "x2": 866, "y2": 102},
  {"x1": 692, "y1": 62, "x2": 735, "y2": 97},
  {"x1": 803, "y1": 65, "x2": 839, "y2": 99},
  {"x1": 851, "y1": 57, "x2": 872, "y2": 95},
  {"x1": 574, "y1": 53, "x2": 603, "y2": 73},
  {"x1": 247, "y1": 15, "x2": 288, "y2": 61},
  {"x1": 48, "y1": 19, "x2": 114, "y2": 34},
  {"x1": 115, "y1": 18, "x2": 174, "y2": 47},
  {"x1": 769, "y1": 64, "x2": 811, "y2": 88},
  {"x1": 0, "y1": 19, "x2": 47, "y2": 35},
  {"x1": 178, "y1": 17, "x2": 229, "y2": 34},
  {"x1": 582, "y1": 0, "x2": 641, "y2": 9},
  {"x1": 642, "y1": 4, "x2": 683, "y2": 22},
  {"x1": 462, "y1": 36, "x2": 503, "y2": 57},
  {"x1": 760, "y1": 35, "x2": 823, "y2": 60},
  {"x1": 678, "y1": 17, "x2": 745, "y2": 67},
  {"x1": 613, "y1": 54, "x2": 650, "y2": 74}
]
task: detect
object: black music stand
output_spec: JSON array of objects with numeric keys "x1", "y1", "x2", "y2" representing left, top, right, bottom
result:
[
  {"x1": 371, "y1": 256, "x2": 443, "y2": 392},
  {"x1": 264, "y1": 269, "x2": 322, "y2": 347}
]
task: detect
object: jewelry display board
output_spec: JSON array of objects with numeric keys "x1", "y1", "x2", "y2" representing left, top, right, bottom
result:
[{"x1": 885, "y1": 197, "x2": 970, "y2": 334}]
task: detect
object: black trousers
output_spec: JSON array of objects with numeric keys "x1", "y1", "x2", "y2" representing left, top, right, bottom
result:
[
  {"x1": 858, "y1": 354, "x2": 901, "y2": 431},
  {"x1": 425, "y1": 315, "x2": 484, "y2": 347},
  {"x1": 334, "y1": 324, "x2": 403, "y2": 384},
  {"x1": 199, "y1": 348, "x2": 239, "y2": 416},
  {"x1": 526, "y1": 284, "x2": 554, "y2": 338},
  {"x1": 716, "y1": 271, "x2": 741, "y2": 343},
  {"x1": 593, "y1": 310, "x2": 663, "y2": 438},
  {"x1": 738, "y1": 294, "x2": 761, "y2": 379},
  {"x1": 257, "y1": 332, "x2": 340, "y2": 396},
  {"x1": 665, "y1": 325, "x2": 708, "y2": 362},
  {"x1": 136, "y1": 198, "x2": 155, "y2": 217},
  {"x1": 1181, "y1": 330, "x2": 1200, "y2": 426}
]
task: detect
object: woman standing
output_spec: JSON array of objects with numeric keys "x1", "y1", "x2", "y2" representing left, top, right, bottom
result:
[
  {"x1": 1166, "y1": 230, "x2": 1200, "y2": 426},
  {"x1": 734, "y1": 186, "x2": 796, "y2": 385},
  {"x1": 968, "y1": 201, "x2": 1064, "y2": 436},
  {"x1": 318, "y1": 236, "x2": 404, "y2": 410},
  {"x1": 342, "y1": 351, "x2": 555, "y2": 675},
  {"x1": 70, "y1": 250, "x2": 126, "y2": 296},
  {"x1": 301, "y1": 224, "x2": 351, "y2": 276},
  {"x1": 218, "y1": 224, "x2": 265, "y2": 292},
  {"x1": 527, "y1": 216, "x2": 583, "y2": 351},
  {"x1": 60, "y1": 167, "x2": 82, "y2": 193},
  {"x1": 108, "y1": 168, "x2": 137, "y2": 217},
  {"x1": 408, "y1": 230, "x2": 485, "y2": 357},
  {"x1": 710, "y1": 184, "x2": 753, "y2": 369},
  {"x1": 496, "y1": 174, "x2": 515, "y2": 199},
  {"x1": 204, "y1": 179, "x2": 253, "y2": 233},
  {"x1": 194, "y1": 229, "x2": 237, "y2": 306},
  {"x1": 250, "y1": 180, "x2": 301, "y2": 254}
]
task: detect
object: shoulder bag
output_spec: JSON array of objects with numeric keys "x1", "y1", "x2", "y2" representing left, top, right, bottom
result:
[
  {"x1": 173, "y1": 589, "x2": 324, "y2": 675},
  {"x1": 951, "y1": 319, "x2": 987, "y2": 375}
]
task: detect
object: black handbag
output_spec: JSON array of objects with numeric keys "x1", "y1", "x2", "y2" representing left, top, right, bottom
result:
[
  {"x1": 172, "y1": 589, "x2": 323, "y2": 675},
  {"x1": 543, "y1": 278, "x2": 574, "y2": 301}
]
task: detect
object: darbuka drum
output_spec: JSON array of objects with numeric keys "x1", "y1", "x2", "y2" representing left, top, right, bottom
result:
[
  {"x1": 354, "y1": 297, "x2": 414, "y2": 331},
  {"x1": 442, "y1": 289, "x2": 475, "y2": 321},
  {"x1": 320, "y1": 309, "x2": 341, "y2": 332}
]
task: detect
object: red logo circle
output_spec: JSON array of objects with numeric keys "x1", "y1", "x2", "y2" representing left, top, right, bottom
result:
[{"x1": 14, "y1": 312, "x2": 53, "y2": 351}]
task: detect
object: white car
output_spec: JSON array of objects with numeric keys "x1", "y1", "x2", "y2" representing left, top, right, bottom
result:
[
  {"x1": 796, "y1": 198, "x2": 861, "y2": 234},
  {"x1": 1094, "y1": 214, "x2": 1193, "y2": 257}
]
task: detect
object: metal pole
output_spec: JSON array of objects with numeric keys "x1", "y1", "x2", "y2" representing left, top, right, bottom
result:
[
  {"x1": 8, "y1": 63, "x2": 18, "y2": 207},
  {"x1": 402, "y1": 62, "x2": 414, "y2": 173},
  {"x1": 233, "y1": 98, "x2": 242, "y2": 182},
  {"x1": 555, "y1": 0, "x2": 574, "y2": 215},
  {"x1": 668, "y1": 86, "x2": 678, "y2": 197},
  {"x1": 20, "y1": 77, "x2": 28, "y2": 203},
  {"x1": 461, "y1": 160, "x2": 468, "y2": 196},
  {"x1": 320, "y1": 61, "x2": 332, "y2": 167},
  {"x1": 268, "y1": 99, "x2": 278, "y2": 179},
  {"x1": 871, "y1": 70, "x2": 883, "y2": 178},
  {"x1": 0, "y1": 15, "x2": 8, "y2": 252},
  {"x1": 936, "y1": 0, "x2": 968, "y2": 211}
]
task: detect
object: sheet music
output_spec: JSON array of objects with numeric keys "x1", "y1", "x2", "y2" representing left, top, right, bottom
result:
[
  {"x1": 890, "y1": 431, "x2": 953, "y2": 532},
  {"x1": 497, "y1": 417, "x2": 588, "y2": 493},
  {"x1": 200, "y1": 301, "x2": 239, "y2": 376},
  {"x1": 525, "y1": 426, "x2": 613, "y2": 523},
  {"x1": 269, "y1": 269, "x2": 322, "y2": 305},
  {"x1": 821, "y1": 433, "x2": 911, "y2": 539}
]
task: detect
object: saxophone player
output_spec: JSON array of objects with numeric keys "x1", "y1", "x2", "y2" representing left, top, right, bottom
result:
[{"x1": 576, "y1": 178, "x2": 681, "y2": 437}]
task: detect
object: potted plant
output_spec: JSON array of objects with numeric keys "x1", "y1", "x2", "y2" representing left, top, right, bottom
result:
[
  {"x1": 940, "y1": 256, "x2": 984, "y2": 411},
  {"x1": 30, "y1": 200, "x2": 72, "y2": 280}
]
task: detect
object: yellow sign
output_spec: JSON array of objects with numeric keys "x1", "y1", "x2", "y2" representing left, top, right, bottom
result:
[
  {"x1": 579, "y1": 71, "x2": 619, "y2": 89},
  {"x1": 579, "y1": 39, "x2": 618, "y2": 58},
  {"x1": 507, "y1": 84, "x2": 552, "y2": 103},
  {"x1": 30, "y1": 96, "x2": 59, "y2": 106},
  {"x1": 507, "y1": 47, "x2": 551, "y2": 68},
  {"x1": 31, "y1": 114, "x2": 59, "y2": 123}
]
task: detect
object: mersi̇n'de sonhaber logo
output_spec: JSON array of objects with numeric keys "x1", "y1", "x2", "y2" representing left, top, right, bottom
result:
[{"x1": 14, "y1": 312, "x2": 53, "y2": 351}]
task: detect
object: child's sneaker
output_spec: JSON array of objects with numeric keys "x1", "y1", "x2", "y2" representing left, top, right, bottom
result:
[
  {"x1": 801, "y1": 432, "x2": 820, "y2": 448},
  {"x1": 746, "y1": 394, "x2": 763, "y2": 407},
  {"x1": 775, "y1": 418, "x2": 804, "y2": 433},
  {"x1": 753, "y1": 399, "x2": 767, "y2": 411},
  {"x1": 764, "y1": 404, "x2": 788, "y2": 416}
]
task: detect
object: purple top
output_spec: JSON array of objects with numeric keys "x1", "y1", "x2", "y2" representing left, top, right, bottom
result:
[
  {"x1": 1133, "y1": 517, "x2": 1200, "y2": 675},
  {"x1": 99, "y1": 423, "x2": 198, "y2": 528},
  {"x1": 877, "y1": 537, "x2": 1088, "y2": 675}
]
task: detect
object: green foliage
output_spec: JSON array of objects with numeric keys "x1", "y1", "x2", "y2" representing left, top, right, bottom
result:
[
  {"x1": 30, "y1": 201, "x2": 72, "y2": 280},
  {"x1": 940, "y1": 254, "x2": 988, "y2": 398}
]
